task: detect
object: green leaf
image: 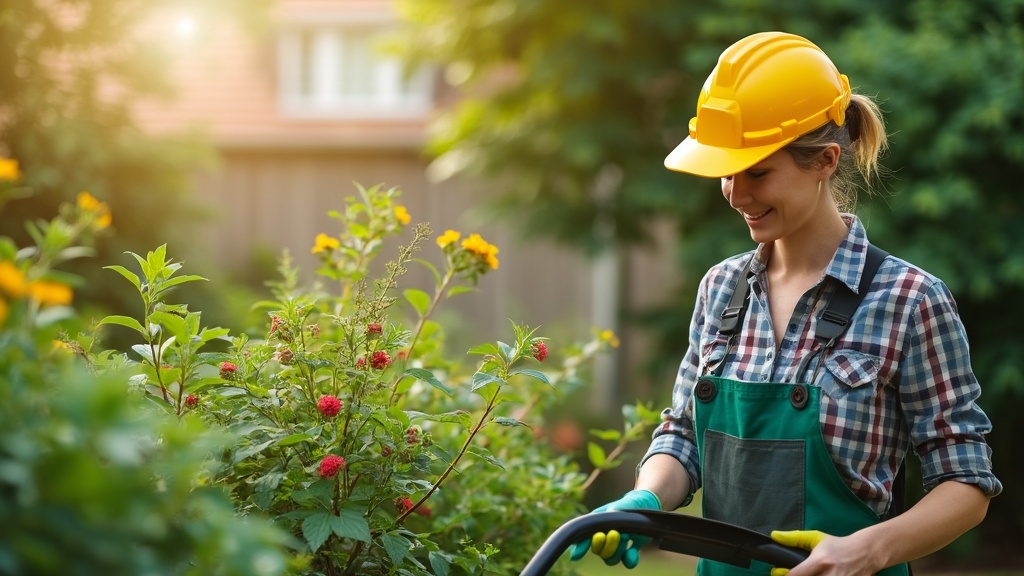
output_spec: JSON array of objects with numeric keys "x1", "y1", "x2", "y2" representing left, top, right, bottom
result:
[
  {"x1": 403, "y1": 288, "x2": 431, "y2": 316},
  {"x1": 429, "y1": 551, "x2": 452, "y2": 576},
  {"x1": 389, "y1": 406, "x2": 411, "y2": 428},
  {"x1": 198, "y1": 327, "x2": 231, "y2": 344},
  {"x1": 589, "y1": 429, "x2": 622, "y2": 442},
  {"x1": 103, "y1": 265, "x2": 142, "y2": 291},
  {"x1": 302, "y1": 512, "x2": 334, "y2": 552},
  {"x1": 446, "y1": 285, "x2": 476, "y2": 298},
  {"x1": 587, "y1": 442, "x2": 607, "y2": 468},
  {"x1": 413, "y1": 257, "x2": 441, "y2": 285},
  {"x1": 150, "y1": 311, "x2": 188, "y2": 342},
  {"x1": 155, "y1": 274, "x2": 207, "y2": 292},
  {"x1": 493, "y1": 416, "x2": 527, "y2": 427},
  {"x1": 274, "y1": 433, "x2": 312, "y2": 447},
  {"x1": 410, "y1": 410, "x2": 473, "y2": 428},
  {"x1": 470, "y1": 372, "x2": 505, "y2": 392},
  {"x1": 232, "y1": 438, "x2": 276, "y2": 464},
  {"x1": 333, "y1": 507, "x2": 371, "y2": 543},
  {"x1": 467, "y1": 445, "x2": 505, "y2": 470},
  {"x1": 380, "y1": 532, "x2": 412, "y2": 565},
  {"x1": 402, "y1": 367, "x2": 452, "y2": 395},
  {"x1": 497, "y1": 340, "x2": 515, "y2": 360},
  {"x1": 510, "y1": 368, "x2": 551, "y2": 386},
  {"x1": 467, "y1": 342, "x2": 500, "y2": 356},
  {"x1": 97, "y1": 315, "x2": 146, "y2": 336}
]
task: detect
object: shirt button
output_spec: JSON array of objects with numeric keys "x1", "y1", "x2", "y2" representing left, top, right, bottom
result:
[{"x1": 766, "y1": 351, "x2": 773, "y2": 360}]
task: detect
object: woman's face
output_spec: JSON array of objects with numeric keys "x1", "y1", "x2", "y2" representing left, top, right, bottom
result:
[{"x1": 721, "y1": 148, "x2": 833, "y2": 245}]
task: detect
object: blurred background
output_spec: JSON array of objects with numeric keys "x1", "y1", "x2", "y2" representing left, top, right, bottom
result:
[{"x1": 1, "y1": 0, "x2": 1021, "y2": 572}]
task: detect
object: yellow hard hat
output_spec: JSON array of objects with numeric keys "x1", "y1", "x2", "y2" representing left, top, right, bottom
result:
[{"x1": 664, "y1": 31, "x2": 852, "y2": 178}]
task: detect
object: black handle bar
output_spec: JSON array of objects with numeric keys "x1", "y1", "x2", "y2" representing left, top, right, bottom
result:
[{"x1": 520, "y1": 510, "x2": 810, "y2": 575}]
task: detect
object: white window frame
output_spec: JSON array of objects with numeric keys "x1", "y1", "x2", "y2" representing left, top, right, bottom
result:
[{"x1": 277, "y1": 14, "x2": 433, "y2": 119}]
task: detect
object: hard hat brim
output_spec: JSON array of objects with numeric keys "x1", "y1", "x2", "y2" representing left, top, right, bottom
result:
[{"x1": 663, "y1": 135, "x2": 794, "y2": 179}]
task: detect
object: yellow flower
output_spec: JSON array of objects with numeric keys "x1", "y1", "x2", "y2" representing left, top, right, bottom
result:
[
  {"x1": 436, "y1": 229, "x2": 461, "y2": 249},
  {"x1": 27, "y1": 280, "x2": 73, "y2": 307},
  {"x1": 77, "y1": 191, "x2": 112, "y2": 230},
  {"x1": 394, "y1": 205, "x2": 411, "y2": 225},
  {"x1": 78, "y1": 191, "x2": 102, "y2": 211},
  {"x1": 312, "y1": 233, "x2": 340, "y2": 254},
  {"x1": 0, "y1": 298, "x2": 8, "y2": 327},
  {"x1": 461, "y1": 233, "x2": 500, "y2": 270},
  {"x1": 0, "y1": 261, "x2": 27, "y2": 299},
  {"x1": 0, "y1": 158, "x2": 20, "y2": 181},
  {"x1": 599, "y1": 329, "x2": 621, "y2": 348}
]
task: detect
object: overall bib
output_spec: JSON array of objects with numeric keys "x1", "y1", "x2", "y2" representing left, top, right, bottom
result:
[{"x1": 693, "y1": 245, "x2": 908, "y2": 576}]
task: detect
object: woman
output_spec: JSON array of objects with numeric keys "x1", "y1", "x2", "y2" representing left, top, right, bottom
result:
[{"x1": 571, "y1": 32, "x2": 1001, "y2": 575}]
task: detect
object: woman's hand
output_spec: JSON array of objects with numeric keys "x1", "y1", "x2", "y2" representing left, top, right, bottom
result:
[{"x1": 770, "y1": 530, "x2": 881, "y2": 576}]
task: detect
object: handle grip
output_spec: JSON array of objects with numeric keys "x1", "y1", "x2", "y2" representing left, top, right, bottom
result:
[{"x1": 520, "y1": 510, "x2": 809, "y2": 576}]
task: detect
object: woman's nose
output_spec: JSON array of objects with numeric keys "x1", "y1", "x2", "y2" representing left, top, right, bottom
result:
[{"x1": 723, "y1": 177, "x2": 749, "y2": 209}]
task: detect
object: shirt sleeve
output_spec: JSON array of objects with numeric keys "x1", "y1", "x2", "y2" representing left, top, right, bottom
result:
[
  {"x1": 640, "y1": 270, "x2": 708, "y2": 508},
  {"x1": 901, "y1": 278, "x2": 1002, "y2": 497}
]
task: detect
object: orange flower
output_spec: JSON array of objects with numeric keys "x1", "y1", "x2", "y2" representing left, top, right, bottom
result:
[
  {"x1": 77, "y1": 192, "x2": 112, "y2": 230},
  {"x1": 0, "y1": 158, "x2": 20, "y2": 181},
  {"x1": 311, "y1": 233, "x2": 340, "y2": 254},
  {"x1": 0, "y1": 261, "x2": 27, "y2": 299},
  {"x1": 461, "y1": 233, "x2": 500, "y2": 270},
  {"x1": 27, "y1": 280, "x2": 73, "y2": 307},
  {"x1": 394, "y1": 205, "x2": 411, "y2": 225},
  {"x1": 436, "y1": 229, "x2": 460, "y2": 248},
  {"x1": 0, "y1": 298, "x2": 8, "y2": 327}
]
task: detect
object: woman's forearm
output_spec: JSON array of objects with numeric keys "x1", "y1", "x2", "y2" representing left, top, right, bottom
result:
[
  {"x1": 857, "y1": 481, "x2": 990, "y2": 569},
  {"x1": 635, "y1": 453, "x2": 691, "y2": 511}
]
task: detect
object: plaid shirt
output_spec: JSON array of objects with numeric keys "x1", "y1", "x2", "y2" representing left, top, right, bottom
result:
[{"x1": 645, "y1": 215, "x2": 1002, "y2": 515}]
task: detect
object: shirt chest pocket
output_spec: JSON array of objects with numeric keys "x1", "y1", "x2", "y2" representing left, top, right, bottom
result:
[{"x1": 818, "y1": 349, "x2": 880, "y2": 403}]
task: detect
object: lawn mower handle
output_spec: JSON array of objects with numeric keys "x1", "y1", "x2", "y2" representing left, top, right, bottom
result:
[{"x1": 520, "y1": 509, "x2": 810, "y2": 575}]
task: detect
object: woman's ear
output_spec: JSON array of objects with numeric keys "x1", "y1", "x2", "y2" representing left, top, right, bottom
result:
[{"x1": 819, "y1": 143, "x2": 841, "y2": 177}]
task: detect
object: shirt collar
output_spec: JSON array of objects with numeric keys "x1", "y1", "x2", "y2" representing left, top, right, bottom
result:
[{"x1": 748, "y1": 213, "x2": 870, "y2": 293}]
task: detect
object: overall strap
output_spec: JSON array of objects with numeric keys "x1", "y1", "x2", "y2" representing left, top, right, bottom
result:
[
  {"x1": 802, "y1": 243, "x2": 888, "y2": 380},
  {"x1": 814, "y1": 243, "x2": 888, "y2": 345},
  {"x1": 718, "y1": 243, "x2": 889, "y2": 341}
]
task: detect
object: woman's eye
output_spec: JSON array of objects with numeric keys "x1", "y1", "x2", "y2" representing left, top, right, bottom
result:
[{"x1": 747, "y1": 170, "x2": 767, "y2": 178}]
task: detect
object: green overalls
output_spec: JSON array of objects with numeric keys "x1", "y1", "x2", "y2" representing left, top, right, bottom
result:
[{"x1": 692, "y1": 247, "x2": 908, "y2": 576}]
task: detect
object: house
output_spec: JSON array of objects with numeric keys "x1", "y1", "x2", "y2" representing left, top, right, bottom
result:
[{"x1": 135, "y1": 0, "x2": 679, "y2": 410}]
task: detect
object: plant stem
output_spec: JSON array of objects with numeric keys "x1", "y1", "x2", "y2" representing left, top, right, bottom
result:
[{"x1": 394, "y1": 381, "x2": 499, "y2": 524}]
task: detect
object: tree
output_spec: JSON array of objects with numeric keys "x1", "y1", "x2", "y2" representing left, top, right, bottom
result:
[
  {"x1": 0, "y1": 0, "x2": 270, "y2": 332},
  {"x1": 392, "y1": 0, "x2": 1024, "y2": 565}
]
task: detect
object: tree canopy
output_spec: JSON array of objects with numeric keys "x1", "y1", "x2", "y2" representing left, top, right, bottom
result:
[{"x1": 0, "y1": 0, "x2": 270, "y2": 325}]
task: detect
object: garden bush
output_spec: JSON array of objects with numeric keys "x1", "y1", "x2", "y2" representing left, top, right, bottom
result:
[{"x1": 1, "y1": 170, "x2": 660, "y2": 576}]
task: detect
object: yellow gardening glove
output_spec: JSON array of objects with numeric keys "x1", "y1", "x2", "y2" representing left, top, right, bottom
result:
[{"x1": 769, "y1": 530, "x2": 827, "y2": 576}]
